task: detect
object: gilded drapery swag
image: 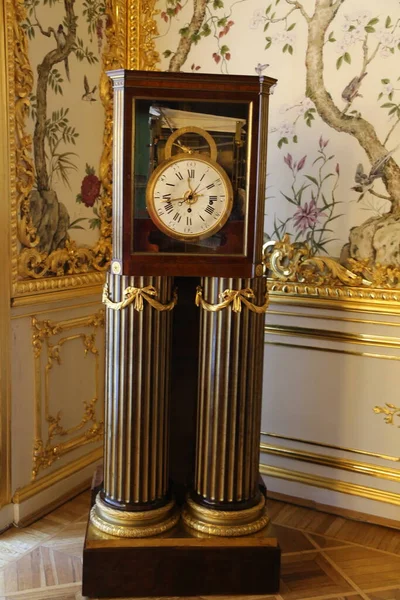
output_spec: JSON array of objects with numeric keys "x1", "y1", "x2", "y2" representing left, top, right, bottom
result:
[
  {"x1": 102, "y1": 282, "x2": 178, "y2": 312},
  {"x1": 195, "y1": 286, "x2": 269, "y2": 314}
]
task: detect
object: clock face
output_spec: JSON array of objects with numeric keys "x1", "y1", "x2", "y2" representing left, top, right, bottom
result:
[{"x1": 146, "y1": 154, "x2": 233, "y2": 242}]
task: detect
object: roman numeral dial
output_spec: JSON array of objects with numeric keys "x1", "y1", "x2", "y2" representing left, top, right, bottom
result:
[{"x1": 146, "y1": 154, "x2": 233, "y2": 242}]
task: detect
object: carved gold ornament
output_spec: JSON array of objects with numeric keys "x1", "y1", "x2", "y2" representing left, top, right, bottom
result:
[
  {"x1": 264, "y1": 235, "x2": 400, "y2": 305},
  {"x1": 9, "y1": 0, "x2": 159, "y2": 297},
  {"x1": 90, "y1": 494, "x2": 179, "y2": 538},
  {"x1": 195, "y1": 286, "x2": 269, "y2": 314},
  {"x1": 182, "y1": 495, "x2": 269, "y2": 537},
  {"x1": 102, "y1": 282, "x2": 177, "y2": 312},
  {"x1": 31, "y1": 311, "x2": 105, "y2": 479},
  {"x1": 373, "y1": 404, "x2": 400, "y2": 427}
]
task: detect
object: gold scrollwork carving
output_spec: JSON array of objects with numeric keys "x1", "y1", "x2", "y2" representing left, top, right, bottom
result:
[
  {"x1": 264, "y1": 235, "x2": 400, "y2": 303},
  {"x1": 10, "y1": 0, "x2": 159, "y2": 296},
  {"x1": 195, "y1": 286, "x2": 269, "y2": 314},
  {"x1": 31, "y1": 310, "x2": 105, "y2": 479},
  {"x1": 373, "y1": 404, "x2": 400, "y2": 427},
  {"x1": 102, "y1": 282, "x2": 177, "y2": 312}
]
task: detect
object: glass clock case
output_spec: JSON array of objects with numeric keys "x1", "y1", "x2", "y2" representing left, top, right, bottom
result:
[{"x1": 108, "y1": 70, "x2": 276, "y2": 277}]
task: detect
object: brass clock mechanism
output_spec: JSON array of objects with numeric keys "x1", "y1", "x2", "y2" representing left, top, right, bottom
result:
[{"x1": 146, "y1": 126, "x2": 234, "y2": 243}]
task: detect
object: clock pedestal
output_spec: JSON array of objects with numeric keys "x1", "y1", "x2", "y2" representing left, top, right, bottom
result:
[{"x1": 83, "y1": 276, "x2": 281, "y2": 598}]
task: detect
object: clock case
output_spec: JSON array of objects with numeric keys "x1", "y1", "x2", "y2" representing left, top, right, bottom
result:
[{"x1": 108, "y1": 69, "x2": 277, "y2": 277}]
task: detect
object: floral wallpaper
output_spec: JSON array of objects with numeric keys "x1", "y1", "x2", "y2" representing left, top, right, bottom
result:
[
  {"x1": 154, "y1": 0, "x2": 400, "y2": 267},
  {"x1": 20, "y1": 0, "x2": 107, "y2": 255}
]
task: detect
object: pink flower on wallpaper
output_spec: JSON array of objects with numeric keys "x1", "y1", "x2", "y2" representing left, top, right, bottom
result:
[
  {"x1": 293, "y1": 199, "x2": 324, "y2": 232},
  {"x1": 284, "y1": 153, "x2": 306, "y2": 171},
  {"x1": 284, "y1": 153, "x2": 293, "y2": 169},
  {"x1": 319, "y1": 135, "x2": 329, "y2": 149}
]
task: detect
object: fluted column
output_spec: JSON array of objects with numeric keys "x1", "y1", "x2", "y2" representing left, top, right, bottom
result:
[
  {"x1": 183, "y1": 276, "x2": 269, "y2": 536},
  {"x1": 90, "y1": 272, "x2": 179, "y2": 537}
]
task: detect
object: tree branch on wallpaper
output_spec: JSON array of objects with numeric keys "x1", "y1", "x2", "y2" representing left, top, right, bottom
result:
[
  {"x1": 162, "y1": 0, "x2": 400, "y2": 268},
  {"x1": 21, "y1": 0, "x2": 103, "y2": 257},
  {"x1": 164, "y1": 0, "x2": 237, "y2": 73},
  {"x1": 262, "y1": 0, "x2": 400, "y2": 267}
]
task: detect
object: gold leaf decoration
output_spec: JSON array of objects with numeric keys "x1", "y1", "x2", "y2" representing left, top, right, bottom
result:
[
  {"x1": 373, "y1": 404, "x2": 400, "y2": 427},
  {"x1": 264, "y1": 234, "x2": 400, "y2": 290}
]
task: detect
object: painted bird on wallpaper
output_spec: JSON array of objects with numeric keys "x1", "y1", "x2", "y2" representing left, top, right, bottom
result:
[
  {"x1": 82, "y1": 75, "x2": 97, "y2": 102},
  {"x1": 352, "y1": 148, "x2": 398, "y2": 198},
  {"x1": 255, "y1": 63, "x2": 269, "y2": 76},
  {"x1": 341, "y1": 72, "x2": 367, "y2": 103},
  {"x1": 56, "y1": 24, "x2": 70, "y2": 82}
]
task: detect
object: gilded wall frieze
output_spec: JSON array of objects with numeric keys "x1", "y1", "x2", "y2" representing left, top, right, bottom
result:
[
  {"x1": 265, "y1": 235, "x2": 400, "y2": 306},
  {"x1": 31, "y1": 310, "x2": 105, "y2": 479},
  {"x1": 373, "y1": 404, "x2": 400, "y2": 427}
]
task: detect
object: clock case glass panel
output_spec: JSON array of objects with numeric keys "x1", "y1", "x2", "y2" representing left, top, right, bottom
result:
[{"x1": 118, "y1": 71, "x2": 274, "y2": 277}]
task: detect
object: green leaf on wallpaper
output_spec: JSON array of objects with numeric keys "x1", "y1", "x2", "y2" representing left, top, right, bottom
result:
[
  {"x1": 293, "y1": 135, "x2": 298, "y2": 143},
  {"x1": 378, "y1": 92, "x2": 383, "y2": 100},
  {"x1": 364, "y1": 26, "x2": 375, "y2": 33},
  {"x1": 213, "y1": 0, "x2": 224, "y2": 9},
  {"x1": 163, "y1": 50, "x2": 172, "y2": 58},
  {"x1": 328, "y1": 31, "x2": 336, "y2": 42},
  {"x1": 265, "y1": 37, "x2": 272, "y2": 49},
  {"x1": 283, "y1": 43, "x2": 288, "y2": 53},
  {"x1": 190, "y1": 32, "x2": 201, "y2": 44},
  {"x1": 265, "y1": 4, "x2": 271, "y2": 15},
  {"x1": 344, "y1": 52, "x2": 351, "y2": 64},
  {"x1": 287, "y1": 23, "x2": 296, "y2": 31},
  {"x1": 381, "y1": 78, "x2": 390, "y2": 84},
  {"x1": 381, "y1": 102, "x2": 395, "y2": 108},
  {"x1": 305, "y1": 175, "x2": 318, "y2": 186},
  {"x1": 336, "y1": 56, "x2": 343, "y2": 69},
  {"x1": 264, "y1": 22, "x2": 270, "y2": 32},
  {"x1": 179, "y1": 26, "x2": 189, "y2": 37},
  {"x1": 69, "y1": 218, "x2": 88, "y2": 230},
  {"x1": 202, "y1": 23, "x2": 211, "y2": 36},
  {"x1": 385, "y1": 16, "x2": 392, "y2": 28},
  {"x1": 367, "y1": 18, "x2": 379, "y2": 26},
  {"x1": 89, "y1": 218, "x2": 101, "y2": 230},
  {"x1": 288, "y1": 45, "x2": 293, "y2": 55},
  {"x1": 217, "y1": 17, "x2": 227, "y2": 27},
  {"x1": 220, "y1": 45, "x2": 229, "y2": 56},
  {"x1": 277, "y1": 137, "x2": 288, "y2": 149}
]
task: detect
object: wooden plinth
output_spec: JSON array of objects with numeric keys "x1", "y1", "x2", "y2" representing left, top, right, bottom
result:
[{"x1": 82, "y1": 517, "x2": 280, "y2": 598}]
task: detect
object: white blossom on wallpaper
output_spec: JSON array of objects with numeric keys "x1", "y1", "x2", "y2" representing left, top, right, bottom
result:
[
  {"x1": 21, "y1": 0, "x2": 107, "y2": 253},
  {"x1": 154, "y1": 0, "x2": 400, "y2": 266}
]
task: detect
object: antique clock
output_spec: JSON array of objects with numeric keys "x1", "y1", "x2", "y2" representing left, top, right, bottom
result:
[
  {"x1": 108, "y1": 69, "x2": 274, "y2": 278},
  {"x1": 83, "y1": 70, "x2": 280, "y2": 600}
]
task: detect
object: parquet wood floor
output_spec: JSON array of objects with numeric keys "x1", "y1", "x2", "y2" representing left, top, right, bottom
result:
[{"x1": 0, "y1": 491, "x2": 399, "y2": 600}]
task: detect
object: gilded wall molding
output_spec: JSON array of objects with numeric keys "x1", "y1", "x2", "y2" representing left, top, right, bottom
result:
[
  {"x1": 265, "y1": 235, "x2": 400, "y2": 310},
  {"x1": 259, "y1": 463, "x2": 400, "y2": 507},
  {"x1": 260, "y1": 443, "x2": 400, "y2": 483},
  {"x1": 0, "y1": 0, "x2": 11, "y2": 508},
  {"x1": 261, "y1": 432, "x2": 400, "y2": 463},
  {"x1": 265, "y1": 323, "x2": 400, "y2": 350},
  {"x1": 31, "y1": 310, "x2": 105, "y2": 480}
]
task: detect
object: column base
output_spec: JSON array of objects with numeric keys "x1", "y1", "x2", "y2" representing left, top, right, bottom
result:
[
  {"x1": 182, "y1": 494, "x2": 269, "y2": 537},
  {"x1": 90, "y1": 493, "x2": 180, "y2": 538}
]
